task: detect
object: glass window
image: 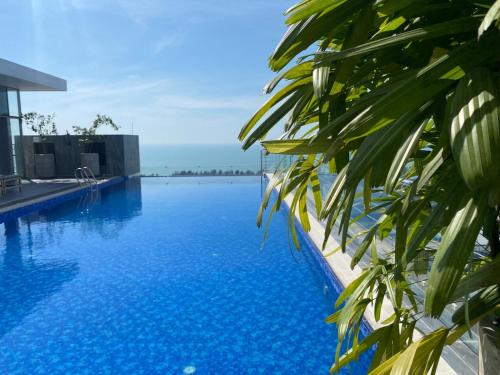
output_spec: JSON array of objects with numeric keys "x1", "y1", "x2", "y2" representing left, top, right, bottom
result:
[
  {"x1": 9, "y1": 118, "x2": 22, "y2": 175},
  {"x1": 8, "y1": 89, "x2": 19, "y2": 117},
  {"x1": 0, "y1": 87, "x2": 24, "y2": 175},
  {"x1": 0, "y1": 88, "x2": 8, "y2": 117}
]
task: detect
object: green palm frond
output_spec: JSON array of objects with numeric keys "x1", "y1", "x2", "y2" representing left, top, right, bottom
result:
[{"x1": 240, "y1": 0, "x2": 500, "y2": 373}]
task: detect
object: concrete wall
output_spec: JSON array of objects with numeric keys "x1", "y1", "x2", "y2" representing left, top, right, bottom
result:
[
  {"x1": 20, "y1": 135, "x2": 140, "y2": 178},
  {"x1": 0, "y1": 118, "x2": 13, "y2": 175},
  {"x1": 0, "y1": 58, "x2": 67, "y2": 91},
  {"x1": 123, "y1": 135, "x2": 140, "y2": 176}
]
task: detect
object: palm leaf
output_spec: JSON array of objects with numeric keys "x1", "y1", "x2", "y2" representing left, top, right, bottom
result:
[
  {"x1": 316, "y1": 16, "x2": 482, "y2": 65},
  {"x1": 424, "y1": 194, "x2": 488, "y2": 317},
  {"x1": 261, "y1": 139, "x2": 330, "y2": 155},
  {"x1": 449, "y1": 67, "x2": 500, "y2": 199},
  {"x1": 479, "y1": 0, "x2": 500, "y2": 36},
  {"x1": 239, "y1": 77, "x2": 311, "y2": 141},
  {"x1": 451, "y1": 257, "x2": 500, "y2": 300}
]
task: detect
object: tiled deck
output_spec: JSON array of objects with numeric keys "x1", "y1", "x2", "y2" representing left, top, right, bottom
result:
[
  {"x1": 0, "y1": 178, "x2": 122, "y2": 216},
  {"x1": 0, "y1": 180, "x2": 80, "y2": 211}
]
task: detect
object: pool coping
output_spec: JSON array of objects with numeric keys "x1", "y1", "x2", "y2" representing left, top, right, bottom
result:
[
  {"x1": 0, "y1": 177, "x2": 126, "y2": 223},
  {"x1": 269, "y1": 175, "x2": 456, "y2": 374}
]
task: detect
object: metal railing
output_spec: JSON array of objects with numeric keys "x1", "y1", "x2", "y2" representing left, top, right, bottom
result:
[
  {"x1": 261, "y1": 150, "x2": 295, "y2": 175},
  {"x1": 74, "y1": 167, "x2": 98, "y2": 191}
]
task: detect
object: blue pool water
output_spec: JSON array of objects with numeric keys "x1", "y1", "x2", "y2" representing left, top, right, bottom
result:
[{"x1": 0, "y1": 177, "x2": 371, "y2": 374}]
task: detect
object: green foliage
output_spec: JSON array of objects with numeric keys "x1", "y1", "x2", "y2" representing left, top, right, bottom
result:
[
  {"x1": 22, "y1": 112, "x2": 58, "y2": 136},
  {"x1": 73, "y1": 114, "x2": 120, "y2": 144},
  {"x1": 240, "y1": 0, "x2": 500, "y2": 373}
]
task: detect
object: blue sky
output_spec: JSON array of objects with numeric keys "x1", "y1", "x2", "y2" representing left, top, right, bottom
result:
[{"x1": 2, "y1": 0, "x2": 294, "y2": 144}]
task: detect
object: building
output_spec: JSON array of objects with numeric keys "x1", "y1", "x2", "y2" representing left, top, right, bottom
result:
[
  {"x1": 21, "y1": 135, "x2": 140, "y2": 178},
  {"x1": 0, "y1": 58, "x2": 140, "y2": 179},
  {"x1": 0, "y1": 58, "x2": 67, "y2": 177}
]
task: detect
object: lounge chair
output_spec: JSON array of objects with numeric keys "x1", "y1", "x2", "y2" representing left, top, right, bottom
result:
[{"x1": 0, "y1": 174, "x2": 22, "y2": 195}]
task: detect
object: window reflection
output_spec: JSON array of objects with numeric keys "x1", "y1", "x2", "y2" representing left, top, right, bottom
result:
[
  {"x1": 9, "y1": 118, "x2": 21, "y2": 174},
  {"x1": 0, "y1": 89, "x2": 8, "y2": 116},
  {"x1": 7, "y1": 90, "x2": 19, "y2": 117},
  {"x1": 0, "y1": 87, "x2": 22, "y2": 175}
]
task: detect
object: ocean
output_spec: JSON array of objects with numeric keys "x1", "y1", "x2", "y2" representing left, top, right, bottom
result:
[{"x1": 140, "y1": 144, "x2": 262, "y2": 176}]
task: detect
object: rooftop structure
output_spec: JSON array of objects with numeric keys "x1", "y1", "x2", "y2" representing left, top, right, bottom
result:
[
  {"x1": 0, "y1": 58, "x2": 66, "y2": 91},
  {"x1": 0, "y1": 58, "x2": 67, "y2": 177}
]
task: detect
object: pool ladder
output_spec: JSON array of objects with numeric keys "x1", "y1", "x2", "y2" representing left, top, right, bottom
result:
[{"x1": 75, "y1": 167, "x2": 98, "y2": 192}]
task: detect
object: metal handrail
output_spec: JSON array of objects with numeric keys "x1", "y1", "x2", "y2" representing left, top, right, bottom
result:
[
  {"x1": 82, "y1": 168, "x2": 90, "y2": 183},
  {"x1": 82, "y1": 167, "x2": 97, "y2": 185},
  {"x1": 74, "y1": 167, "x2": 98, "y2": 188},
  {"x1": 74, "y1": 168, "x2": 85, "y2": 185},
  {"x1": 81, "y1": 167, "x2": 98, "y2": 193}
]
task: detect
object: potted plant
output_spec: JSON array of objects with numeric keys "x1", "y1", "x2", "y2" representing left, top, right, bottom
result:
[
  {"x1": 73, "y1": 114, "x2": 120, "y2": 176},
  {"x1": 22, "y1": 112, "x2": 57, "y2": 178}
]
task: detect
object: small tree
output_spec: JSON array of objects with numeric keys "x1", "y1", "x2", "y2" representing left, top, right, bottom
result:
[
  {"x1": 73, "y1": 114, "x2": 120, "y2": 145},
  {"x1": 22, "y1": 112, "x2": 58, "y2": 136},
  {"x1": 22, "y1": 112, "x2": 58, "y2": 154}
]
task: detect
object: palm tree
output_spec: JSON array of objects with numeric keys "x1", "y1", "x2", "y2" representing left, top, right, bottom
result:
[{"x1": 239, "y1": 0, "x2": 500, "y2": 373}]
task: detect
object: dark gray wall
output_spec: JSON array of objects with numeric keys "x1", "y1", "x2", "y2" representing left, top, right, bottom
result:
[
  {"x1": 123, "y1": 135, "x2": 140, "y2": 176},
  {"x1": 102, "y1": 135, "x2": 125, "y2": 176},
  {"x1": 21, "y1": 135, "x2": 140, "y2": 178},
  {"x1": 0, "y1": 118, "x2": 13, "y2": 175}
]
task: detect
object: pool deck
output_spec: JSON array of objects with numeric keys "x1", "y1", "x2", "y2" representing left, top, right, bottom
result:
[
  {"x1": 272, "y1": 175, "x2": 459, "y2": 375},
  {"x1": 0, "y1": 178, "x2": 120, "y2": 216}
]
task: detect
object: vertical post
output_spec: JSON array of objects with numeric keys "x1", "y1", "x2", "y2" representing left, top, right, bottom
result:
[
  {"x1": 260, "y1": 149, "x2": 263, "y2": 197},
  {"x1": 17, "y1": 90, "x2": 25, "y2": 178}
]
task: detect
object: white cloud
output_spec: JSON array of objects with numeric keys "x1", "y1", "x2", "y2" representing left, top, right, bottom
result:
[
  {"x1": 21, "y1": 75, "x2": 266, "y2": 144},
  {"x1": 153, "y1": 34, "x2": 182, "y2": 55},
  {"x1": 154, "y1": 94, "x2": 262, "y2": 111},
  {"x1": 14, "y1": 0, "x2": 290, "y2": 144}
]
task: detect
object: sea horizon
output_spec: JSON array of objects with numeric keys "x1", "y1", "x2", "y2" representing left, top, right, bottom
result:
[{"x1": 139, "y1": 143, "x2": 262, "y2": 176}]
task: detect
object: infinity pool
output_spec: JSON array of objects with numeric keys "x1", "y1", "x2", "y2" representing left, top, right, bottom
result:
[{"x1": 0, "y1": 177, "x2": 371, "y2": 374}]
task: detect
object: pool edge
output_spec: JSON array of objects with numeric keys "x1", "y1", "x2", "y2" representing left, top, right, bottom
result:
[
  {"x1": 0, "y1": 177, "x2": 127, "y2": 223},
  {"x1": 269, "y1": 175, "x2": 456, "y2": 374}
]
